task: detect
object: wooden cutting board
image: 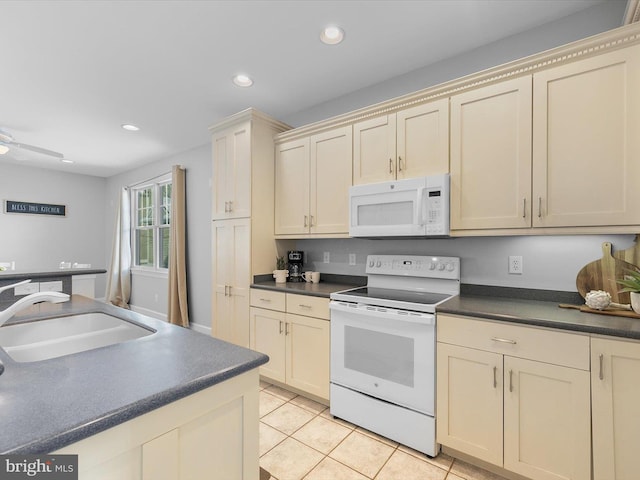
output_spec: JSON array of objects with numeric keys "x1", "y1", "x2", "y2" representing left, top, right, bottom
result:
[
  {"x1": 613, "y1": 234, "x2": 640, "y2": 266},
  {"x1": 575, "y1": 242, "x2": 640, "y2": 304}
]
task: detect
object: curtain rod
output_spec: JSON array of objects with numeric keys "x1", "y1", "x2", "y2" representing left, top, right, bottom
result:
[{"x1": 127, "y1": 166, "x2": 184, "y2": 189}]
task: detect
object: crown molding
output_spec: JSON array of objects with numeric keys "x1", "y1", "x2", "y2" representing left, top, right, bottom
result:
[
  {"x1": 275, "y1": 22, "x2": 640, "y2": 143},
  {"x1": 208, "y1": 107, "x2": 291, "y2": 134},
  {"x1": 625, "y1": 0, "x2": 640, "y2": 24}
]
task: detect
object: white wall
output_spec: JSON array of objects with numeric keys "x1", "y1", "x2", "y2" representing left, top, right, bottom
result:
[
  {"x1": 105, "y1": 143, "x2": 211, "y2": 328},
  {"x1": 0, "y1": 163, "x2": 107, "y2": 291},
  {"x1": 296, "y1": 235, "x2": 637, "y2": 292}
]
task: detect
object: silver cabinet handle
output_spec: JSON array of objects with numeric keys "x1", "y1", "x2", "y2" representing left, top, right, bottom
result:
[
  {"x1": 538, "y1": 197, "x2": 542, "y2": 218},
  {"x1": 299, "y1": 304, "x2": 312, "y2": 309},
  {"x1": 493, "y1": 366, "x2": 497, "y2": 388},
  {"x1": 279, "y1": 321, "x2": 283, "y2": 334},
  {"x1": 310, "y1": 215, "x2": 315, "y2": 227},
  {"x1": 398, "y1": 156, "x2": 403, "y2": 171},
  {"x1": 228, "y1": 200, "x2": 233, "y2": 212},
  {"x1": 285, "y1": 322, "x2": 290, "y2": 335},
  {"x1": 227, "y1": 285, "x2": 232, "y2": 296},
  {"x1": 509, "y1": 370, "x2": 513, "y2": 393},
  {"x1": 259, "y1": 298, "x2": 271, "y2": 303},
  {"x1": 599, "y1": 353, "x2": 604, "y2": 380},
  {"x1": 304, "y1": 215, "x2": 308, "y2": 227},
  {"x1": 389, "y1": 158, "x2": 393, "y2": 174},
  {"x1": 224, "y1": 285, "x2": 229, "y2": 296},
  {"x1": 224, "y1": 201, "x2": 229, "y2": 213},
  {"x1": 491, "y1": 337, "x2": 517, "y2": 345},
  {"x1": 522, "y1": 198, "x2": 526, "y2": 218}
]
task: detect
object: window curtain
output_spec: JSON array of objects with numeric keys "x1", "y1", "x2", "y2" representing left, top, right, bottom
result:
[
  {"x1": 168, "y1": 165, "x2": 189, "y2": 327},
  {"x1": 105, "y1": 187, "x2": 132, "y2": 308}
]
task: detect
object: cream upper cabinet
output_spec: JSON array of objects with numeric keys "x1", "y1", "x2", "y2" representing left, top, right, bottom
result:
[
  {"x1": 450, "y1": 76, "x2": 533, "y2": 231},
  {"x1": 353, "y1": 99, "x2": 449, "y2": 185},
  {"x1": 212, "y1": 120, "x2": 251, "y2": 220},
  {"x1": 591, "y1": 336, "x2": 640, "y2": 480},
  {"x1": 212, "y1": 219, "x2": 250, "y2": 347},
  {"x1": 275, "y1": 125, "x2": 352, "y2": 237},
  {"x1": 532, "y1": 45, "x2": 640, "y2": 228},
  {"x1": 437, "y1": 314, "x2": 591, "y2": 480},
  {"x1": 275, "y1": 138, "x2": 309, "y2": 235}
]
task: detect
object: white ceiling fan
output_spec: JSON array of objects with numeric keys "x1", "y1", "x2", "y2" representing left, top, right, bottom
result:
[{"x1": 0, "y1": 129, "x2": 64, "y2": 159}]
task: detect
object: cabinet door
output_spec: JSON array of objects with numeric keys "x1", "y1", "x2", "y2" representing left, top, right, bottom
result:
[
  {"x1": 436, "y1": 343, "x2": 503, "y2": 466},
  {"x1": 533, "y1": 45, "x2": 640, "y2": 228},
  {"x1": 275, "y1": 138, "x2": 310, "y2": 235},
  {"x1": 250, "y1": 307, "x2": 286, "y2": 383},
  {"x1": 285, "y1": 313, "x2": 330, "y2": 400},
  {"x1": 450, "y1": 76, "x2": 532, "y2": 230},
  {"x1": 309, "y1": 126, "x2": 353, "y2": 235},
  {"x1": 212, "y1": 122, "x2": 251, "y2": 220},
  {"x1": 592, "y1": 337, "x2": 640, "y2": 480},
  {"x1": 212, "y1": 219, "x2": 250, "y2": 347},
  {"x1": 353, "y1": 114, "x2": 397, "y2": 185},
  {"x1": 396, "y1": 99, "x2": 449, "y2": 179},
  {"x1": 143, "y1": 430, "x2": 179, "y2": 480},
  {"x1": 503, "y1": 356, "x2": 591, "y2": 480}
]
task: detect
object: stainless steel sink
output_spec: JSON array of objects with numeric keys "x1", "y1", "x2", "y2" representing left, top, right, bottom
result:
[{"x1": 0, "y1": 313, "x2": 154, "y2": 362}]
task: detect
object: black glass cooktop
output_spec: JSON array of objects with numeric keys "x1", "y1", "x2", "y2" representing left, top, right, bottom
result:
[{"x1": 335, "y1": 287, "x2": 451, "y2": 306}]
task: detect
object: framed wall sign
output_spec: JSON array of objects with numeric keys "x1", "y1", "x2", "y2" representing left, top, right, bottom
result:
[{"x1": 5, "y1": 200, "x2": 66, "y2": 216}]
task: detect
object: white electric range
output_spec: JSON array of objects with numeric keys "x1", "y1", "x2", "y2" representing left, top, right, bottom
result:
[{"x1": 329, "y1": 254, "x2": 460, "y2": 456}]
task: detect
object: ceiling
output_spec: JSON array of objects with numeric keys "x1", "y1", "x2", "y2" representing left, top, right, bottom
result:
[{"x1": 0, "y1": 0, "x2": 621, "y2": 177}]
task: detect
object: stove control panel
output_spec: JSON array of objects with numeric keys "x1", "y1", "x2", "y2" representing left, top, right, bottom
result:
[{"x1": 366, "y1": 254, "x2": 460, "y2": 279}]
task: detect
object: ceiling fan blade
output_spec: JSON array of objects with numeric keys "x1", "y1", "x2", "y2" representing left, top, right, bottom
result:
[{"x1": 12, "y1": 142, "x2": 64, "y2": 159}]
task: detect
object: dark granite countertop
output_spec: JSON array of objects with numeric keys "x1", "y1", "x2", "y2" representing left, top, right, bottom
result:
[
  {"x1": 0, "y1": 296, "x2": 268, "y2": 454},
  {"x1": 438, "y1": 285, "x2": 640, "y2": 340},
  {"x1": 0, "y1": 268, "x2": 107, "y2": 280},
  {"x1": 251, "y1": 273, "x2": 366, "y2": 298}
]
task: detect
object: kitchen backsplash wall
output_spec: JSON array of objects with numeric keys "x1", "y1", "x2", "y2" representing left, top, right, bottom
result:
[{"x1": 295, "y1": 235, "x2": 637, "y2": 292}]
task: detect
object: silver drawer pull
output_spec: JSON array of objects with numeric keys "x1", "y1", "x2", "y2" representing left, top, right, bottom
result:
[
  {"x1": 493, "y1": 366, "x2": 497, "y2": 389},
  {"x1": 599, "y1": 353, "x2": 604, "y2": 380},
  {"x1": 299, "y1": 304, "x2": 312, "y2": 309},
  {"x1": 509, "y1": 369, "x2": 514, "y2": 393},
  {"x1": 259, "y1": 298, "x2": 272, "y2": 303},
  {"x1": 491, "y1": 337, "x2": 517, "y2": 345}
]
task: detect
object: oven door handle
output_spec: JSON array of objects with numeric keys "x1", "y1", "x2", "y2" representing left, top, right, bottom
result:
[{"x1": 330, "y1": 301, "x2": 435, "y2": 325}]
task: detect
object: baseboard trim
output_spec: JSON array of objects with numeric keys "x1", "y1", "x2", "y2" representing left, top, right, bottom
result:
[
  {"x1": 189, "y1": 323, "x2": 211, "y2": 336},
  {"x1": 130, "y1": 305, "x2": 167, "y2": 322}
]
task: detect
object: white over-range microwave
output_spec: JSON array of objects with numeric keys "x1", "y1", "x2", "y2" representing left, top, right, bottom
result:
[{"x1": 349, "y1": 174, "x2": 450, "y2": 238}]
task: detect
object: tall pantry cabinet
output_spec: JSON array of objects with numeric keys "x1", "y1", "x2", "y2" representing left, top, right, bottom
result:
[{"x1": 210, "y1": 109, "x2": 290, "y2": 347}]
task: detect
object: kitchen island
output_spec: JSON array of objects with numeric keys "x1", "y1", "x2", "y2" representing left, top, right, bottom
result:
[{"x1": 0, "y1": 296, "x2": 268, "y2": 479}]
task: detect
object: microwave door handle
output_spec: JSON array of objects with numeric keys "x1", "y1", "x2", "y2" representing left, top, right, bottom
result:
[{"x1": 416, "y1": 187, "x2": 426, "y2": 225}]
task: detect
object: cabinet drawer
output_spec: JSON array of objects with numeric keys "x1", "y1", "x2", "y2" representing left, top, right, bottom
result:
[
  {"x1": 437, "y1": 314, "x2": 589, "y2": 370},
  {"x1": 286, "y1": 294, "x2": 330, "y2": 320},
  {"x1": 250, "y1": 289, "x2": 285, "y2": 311}
]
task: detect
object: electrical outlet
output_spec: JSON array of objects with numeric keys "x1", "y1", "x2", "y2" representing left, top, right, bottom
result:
[
  {"x1": 323, "y1": 252, "x2": 330, "y2": 263},
  {"x1": 349, "y1": 253, "x2": 356, "y2": 266},
  {"x1": 15, "y1": 282, "x2": 39, "y2": 295},
  {"x1": 509, "y1": 256, "x2": 523, "y2": 274}
]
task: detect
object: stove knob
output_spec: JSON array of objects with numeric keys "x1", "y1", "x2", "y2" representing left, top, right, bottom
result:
[
  {"x1": 446, "y1": 263, "x2": 455, "y2": 272},
  {"x1": 376, "y1": 261, "x2": 382, "y2": 268},
  {"x1": 437, "y1": 263, "x2": 445, "y2": 271},
  {"x1": 368, "y1": 260, "x2": 374, "y2": 268},
  {"x1": 428, "y1": 262, "x2": 436, "y2": 270}
]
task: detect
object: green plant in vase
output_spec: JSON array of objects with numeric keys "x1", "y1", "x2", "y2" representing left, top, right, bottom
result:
[{"x1": 617, "y1": 269, "x2": 640, "y2": 314}]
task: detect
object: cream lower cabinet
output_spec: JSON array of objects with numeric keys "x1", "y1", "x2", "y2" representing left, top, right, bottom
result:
[
  {"x1": 591, "y1": 336, "x2": 640, "y2": 480},
  {"x1": 53, "y1": 370, "x2": 260, "y2": 480},
  {"x1": 275, "y1": 125, "x2": 353, "y2": 237},
  {"x1": 437, "y1": 314, "x2": 591, "y2": 480},
  {"x1": 352, "y1": 99, "x2": 449, "y2": 185},
  {"x1": 250, "y1": 289, "x2": 330, "y2": 401},
  {"x1": 212, "y1": 218, "x2": 250, "y2": 347}
]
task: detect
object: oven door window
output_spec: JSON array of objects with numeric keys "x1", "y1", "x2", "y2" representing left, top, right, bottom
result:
[{"x1": 344, "y1": 326, "x2": 414, "y2": 387}]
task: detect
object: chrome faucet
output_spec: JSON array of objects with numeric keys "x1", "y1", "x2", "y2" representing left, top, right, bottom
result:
[{"x1": 0, "y1": 280, "x2": 69, "y2": 327}]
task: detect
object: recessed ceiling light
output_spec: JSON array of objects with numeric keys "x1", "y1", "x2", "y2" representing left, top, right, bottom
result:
[
  {"x1": 121, "y1": 124, "x2": 140, "y2": 131},
  {"x1": 61, "y1": 158, "x2": 74, "y2": 164},
  {"x1": 232, "y1": 74, "x2": 253, "y2": 87},
  {"x1": 320, "y1": 25, "x2": 345, "y2": 45},
  {"x1": 0, "y1": 145, "x2": 9, "y2": 155}
]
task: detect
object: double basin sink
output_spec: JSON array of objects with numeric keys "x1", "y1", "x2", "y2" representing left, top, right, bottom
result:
[{"x1": 0, "y1": 313, "x2": 154, "y2": 363}]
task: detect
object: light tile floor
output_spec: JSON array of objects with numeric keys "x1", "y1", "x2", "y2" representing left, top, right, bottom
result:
[{"x1": 259, "y1": 381, "x2": 509, "y2": 480}]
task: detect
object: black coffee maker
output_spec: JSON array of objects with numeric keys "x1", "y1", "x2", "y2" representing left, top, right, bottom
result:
[{"x1": 287, "y1": 251, "x2": 304, "y2": 282}]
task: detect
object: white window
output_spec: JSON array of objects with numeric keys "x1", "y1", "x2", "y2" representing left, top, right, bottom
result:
[{"x1": 131, "y1": 175, "x2": 172, "y2": 271}]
